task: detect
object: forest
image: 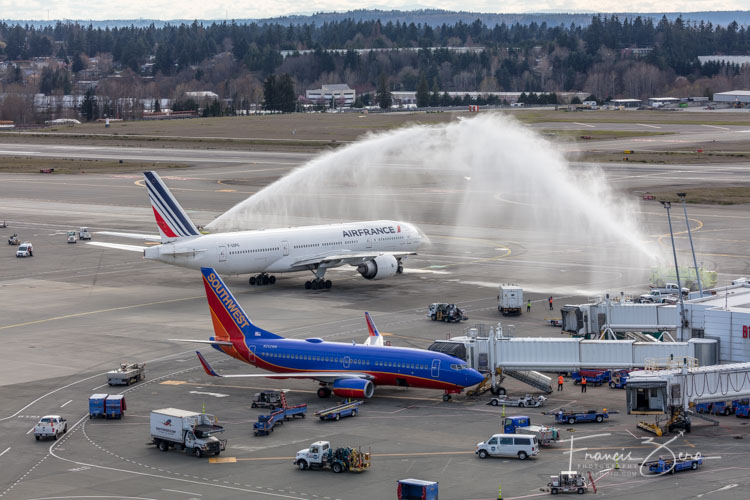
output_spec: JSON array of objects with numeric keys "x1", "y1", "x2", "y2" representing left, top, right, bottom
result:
[{"x1": 1, "y1": 14, "x2": 750, "y2": 121}]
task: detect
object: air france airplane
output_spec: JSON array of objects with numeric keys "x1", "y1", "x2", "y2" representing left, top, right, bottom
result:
[
  {"x1": 178, "y1": 267, "x2": 484, "y2": 401},
  {"x1": 91, "y1": 171, "x2": 423, "y2": 290}
]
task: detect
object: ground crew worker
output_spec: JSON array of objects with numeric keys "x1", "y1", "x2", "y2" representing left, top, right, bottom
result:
[
  {"x1": 558, "y1": 374, "x2": 564, "y2": 391},
  {"x1": 549, "y1": 296, "x2": 554, "y2": 310},
  {"x1": 527, "y1": 300, "x2": 531, "y2": 312},
  {"x1": 581, "y1": 376, "x2": 587, "y2": 393}
]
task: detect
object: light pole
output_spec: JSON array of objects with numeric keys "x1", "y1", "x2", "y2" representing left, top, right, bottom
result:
[
  {"x1": 661, "y1": 201, "x2": 688, "y2": 339},
  {"x1": 677, "y1": 193, "x2": 703, "y2": 297}
]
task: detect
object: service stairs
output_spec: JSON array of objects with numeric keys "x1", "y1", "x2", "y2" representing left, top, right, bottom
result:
[
  {"x1": 686, "y1": 409, "x2": 720, "y2": 426},
  {"x1": 504, "y1": 370, "x2": 553, "y2": 394}
]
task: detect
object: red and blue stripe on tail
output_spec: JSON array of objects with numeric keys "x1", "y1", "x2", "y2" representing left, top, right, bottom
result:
[{"x1": 143, "y1": 171, "x2": 200, "y2": 242}]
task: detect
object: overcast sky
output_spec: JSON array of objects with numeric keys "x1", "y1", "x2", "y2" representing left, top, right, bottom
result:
[{"x1": 1, "y1": 1, "x2": 748, "y2": 21}]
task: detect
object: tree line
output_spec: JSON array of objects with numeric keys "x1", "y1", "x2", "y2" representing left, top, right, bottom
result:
[{"x1": 2, "y1": 15, "x2": 750, "y2": 122}]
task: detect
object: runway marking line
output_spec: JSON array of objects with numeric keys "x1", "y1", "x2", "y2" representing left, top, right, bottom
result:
[
  {"x1": 209, "y1": 457, "x2": 237, "y2": 464},
  {"x1": 60, "y1": 400, "x2": 72, "y2": 408},
  {"x1": 637, "y1": 123, "x2": 662, "y2": 129},
  {"x1": 0, "y1": 447, "x2": 10, "y2": 458},
  {"x1": 163, "y1": 488, "x2": 203, "y2": 496}
]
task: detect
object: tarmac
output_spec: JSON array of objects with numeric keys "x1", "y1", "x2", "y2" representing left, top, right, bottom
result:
[{"x1": 1, "y1": 129, "x2": 750, "y2": 499}]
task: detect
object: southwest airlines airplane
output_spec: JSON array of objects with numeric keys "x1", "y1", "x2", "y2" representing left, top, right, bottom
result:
[
  {"x1": 91, "y1": 171, "x2": 423, "y2": 290},
  {"x1": 180, "y1": 267, "x2": 484, "y2": 401}
]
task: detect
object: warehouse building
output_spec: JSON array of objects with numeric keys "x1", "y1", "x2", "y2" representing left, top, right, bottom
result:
[{"x1": 713, "y1": 90, "x2": 750, "y2": 104}]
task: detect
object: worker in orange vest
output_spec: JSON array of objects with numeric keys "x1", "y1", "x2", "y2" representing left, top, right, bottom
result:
[
  {"x1": 581, "y1": 376, "x2": 587, "y2": 393},
  {"x1": 557, "y1": 374, "x2": 564, "y2": 391}
]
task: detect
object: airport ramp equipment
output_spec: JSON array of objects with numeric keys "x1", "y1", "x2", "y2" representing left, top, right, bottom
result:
[{"x1": 505, "y1": 370, "x2": 552, "y2": 393}]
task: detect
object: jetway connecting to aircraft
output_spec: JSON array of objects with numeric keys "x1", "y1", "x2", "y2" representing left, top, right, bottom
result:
[
  {"x1": 428, "y1": 324, "x2": 717, "y2": 395},
  {"x1": 626, "y1": 361, "x2": 750, "y2": 435}
]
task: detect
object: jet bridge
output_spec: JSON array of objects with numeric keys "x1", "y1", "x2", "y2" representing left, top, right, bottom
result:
[
  {"x1": 626, "y1": 361, "x2": 750, "y2": 435},
  {"x1": 428, "y1": 324, "x2": 716, "y2": 394}
]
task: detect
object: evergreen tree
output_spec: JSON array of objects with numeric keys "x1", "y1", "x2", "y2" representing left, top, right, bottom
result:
[
  {"x1": 80, "y1": 88, "x2": 99, "y2": 121},
  {"x1": 376, "y1": 73, "x2": 392, "y2": 109},
  {"x1": 416, "y1": 75, "x2": 430, "y2": 107},
  {"x1": 263, "y1": 74, "x2": 297, "y2": 112}
]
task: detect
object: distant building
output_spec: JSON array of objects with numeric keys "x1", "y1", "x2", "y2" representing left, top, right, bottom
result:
[
  {"x1": 611, "y1": 98, "x2": 642, "y2": 108},
  {"x1": 698, "y1": 55, "x2": 750, "y2": 66},
  {"x1": 305, "y1": 84, "x2": 356, "y2": 107},
  {"x1": 713, "y1": 90, "x2": 750, "y2": 104},
  {"x1": 648, "y1": 97, "x2": 680, "y2": 108},
  {"x1": 621, "y1": 47, "x2": 653, "y2": 57},
  {"x1": 185, "y1": 91, "x2": 219, "y2": 100}
]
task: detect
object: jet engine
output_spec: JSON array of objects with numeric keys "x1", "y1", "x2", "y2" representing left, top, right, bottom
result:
[
  {"x1": 332, "y1": 378, "x2": 375, "y2": 399},
  {"x1": 357, "y1": 254, "x2": 399, "y2": 280}
]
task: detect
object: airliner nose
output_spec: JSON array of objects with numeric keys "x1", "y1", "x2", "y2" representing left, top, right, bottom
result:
[{"x1": 467, "y1": 369, "x2": 485, "y2": 387}]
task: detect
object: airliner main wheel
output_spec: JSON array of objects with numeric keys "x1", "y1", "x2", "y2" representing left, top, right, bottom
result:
[
  {"x1": 269, "y1": 276, "x2": 276, "y2": 285},
  {"x1": 249, "y1": 276, "x2": 256, "y2": 285},
  {"x1": 324, "y1": 280, "x2": 332, "y2": 289},
  {"x1": 305, "y1": 281, "x2": 312, "y2": 289},
  {"x1": 397, "y1": 264, "x2": 404, "y2": 274},
  {"x1": 262, "y1": 275, "x2": 269, "y2": 285}
]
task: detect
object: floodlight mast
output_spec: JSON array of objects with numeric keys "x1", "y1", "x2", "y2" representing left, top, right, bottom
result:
[
  {"x1": 677, "y1": 193, "x2": 703, "y2": 297},
  {"x1": 660, "y1": 200, "x2": 687, "y2": 340}
]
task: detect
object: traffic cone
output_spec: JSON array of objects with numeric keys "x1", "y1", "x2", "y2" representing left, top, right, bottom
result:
[
  {"x1": 502, "y1": 405, "x2": 506, "y2": 418},
  {"x1": 202, "y1": 402, "x2": 206, "y2": 413}
]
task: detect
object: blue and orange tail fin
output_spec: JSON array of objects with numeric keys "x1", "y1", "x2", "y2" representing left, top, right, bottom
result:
[
  {"x1": 196, "y1": 351, "x2": 221, "y2": 377},
  {"x1": 201, "y1": 267, "x2": 282, "y2": 344},
  {"x1": 363, "y1": 312, "x2": 385, "y2": 346},
  {"x1": 144, "y1": 171, "x2": 200, "y2": 242},
  {"x1": 365, "y1": 312, "x2": 381, "y2": 338}
]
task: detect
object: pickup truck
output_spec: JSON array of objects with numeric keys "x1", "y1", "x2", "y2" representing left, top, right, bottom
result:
[
  {"x1": 650, "y1": 283, "x2": 689, "y2": 296},
  {"x1": 638, "y1": 290, "x2": 677, "y2": 304},
  {"x1": 34, "y1": 415, "x2": 67, "y2": 440}
]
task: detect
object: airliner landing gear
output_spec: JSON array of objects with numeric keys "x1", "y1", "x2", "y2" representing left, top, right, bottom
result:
[
  {"x1": 442, "y1": 393, "x2": 452, "y2": 402},
  {"x1": 397, "y1": 258, "x2": 404, "y2": 274},
  {"x1": 249, "y1": 274, "x2": 276, "y2": 286},
  {"x1": 317, "y1": 386, "x2": 332, "y2": 398},
  {"x1": 305, "y1": 279, "x2": 332, "y2": 290}
]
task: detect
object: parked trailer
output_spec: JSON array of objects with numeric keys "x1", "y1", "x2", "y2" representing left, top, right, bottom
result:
[
  {"x1": 398, "y1": 479, "x2": 438, "y2": 500},
  {"x1": 107, "y1": 363, "x2": 145, "y2": 386},
  {"x1": 488, "y1": 394, "x2": 547, "y2": 408},
  {"x1": 149, "y1": 408, "x2": 226, "y2": 457},
  {"x1": 736, "y1": 400, "x2": 750, "y2": 418},
  {"x1": 89, "y1": 394, "x2": 127, "y2": 419},
  {"x1": 315, "y1": 400, "x2": 363, "y2": 421},
  {"x1": 553, "y1": 409, "x2": 611, "y2": 425},
  {"x1": 254, "y1": 403, "x2": 307, "y2": 436},
  {"x1": 503, "y1": 416, "x2": 560, "y2": 446},
  {"x1": 547, "y1": 471, "x2": 589, "y2": 495},
  {"x1": 643, "y1": 455, "x2": 702, "y2": 474}
]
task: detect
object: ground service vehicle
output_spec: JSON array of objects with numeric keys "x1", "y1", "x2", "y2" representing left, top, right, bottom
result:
[
  {"x1": 571, "y1": 370, "x2": 610, "y2": 386},
  {"x1": 8, "y1": 233, "x2": 19, "y2": 245},
  {"x1": 397, "y1": 479, "x2": 438, "y2": 500},
  {"x1": 254, "y1": 399, "x2": 307, "y2": 436},
  {"x1": 34, "y1": 415, "x2": 67, "y2": 440},
  {"x1": 295, "y1": 441, "x2": 371, "y2": 472},
  {"x1": 315, "y1": 400, "x2": 363, "y2": 421},
  {"x1": 638, "y1": 290, "x2": 677, "y2": 304},
  {"x1": 503, "y1": 416, "x2": 559, "y2": 446},
  {"x1": 149, "y1": 408, "x2": 226, "y2": 457},
  {"x1": 609, "y1": 370, "x2": 630, "y2": 389},
  {"x1": 644, "y1": 456, "x2": 702, "y2": 474},
  {"x1": 67, "y1": 231, "x2": 76, "y2": 243},
  {"x1": 251, "y1": 391, "x2": 283, "y2": 409},
  {"x1": 475, "y1": 433, "x2": 539, "y2": 460},
  {"x1": 79, "y1": 227, "x2": 92, "y2": 240},
  {"x1": 89, "y1": 394, "x2": 127, "y2": 419},
  {"x1": 428, "y1": 303, "x2": 468, "y2": 323},
  {"x1": 16, "y1": 242, "x2": 33, "y2": 257},
  {"x1": 649, "y1": 283, "x2": 689, "y2": 296},
  {"x1": 548, "y1": 471, "x2": 588, "y2": 495},
  {"x1": 553, "y1": 409, "x2": 610, "y2": 424},
  {"x1": 107, "y1": 363, "x2": 145, "y2": 385},
  {"x1": 498, "y1": 285, "x2": 523, "y2": 315},
  {"x1": 488, "y1": 394, "x2": 547, "y2": 408}
]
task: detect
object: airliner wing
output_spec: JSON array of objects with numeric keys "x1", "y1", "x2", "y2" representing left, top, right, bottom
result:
[
  {"x1": 169, "y1": 339, "x2": 234, "y2": 346},
  {"x1": 96, "y1": 231, "x2": 162, "y2": 241},
  {"x1": 196, "y1": 352, "x2": 371, "y2": 382},
  {"x1": 87, "y1": 241, "x2": 146, "y2": 252},
  {"x1": 292, "y1": 250, "x2": 417, "y2": 268}
]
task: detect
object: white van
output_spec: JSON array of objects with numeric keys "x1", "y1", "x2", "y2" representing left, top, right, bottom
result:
[{"x1": 476, "y1": 433, "x2": 539, "y2": 460}]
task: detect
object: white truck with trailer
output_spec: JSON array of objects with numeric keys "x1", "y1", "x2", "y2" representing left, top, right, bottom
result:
[
  {"x1": 498, "y1": 285, "x2": 523, "y2": 315},
  {"x1": 34, "y1": 415, "x2": 67, "y2": 440},
  {"x1": 149, "y1": 408, "x2": 226, "y2": 457}
]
